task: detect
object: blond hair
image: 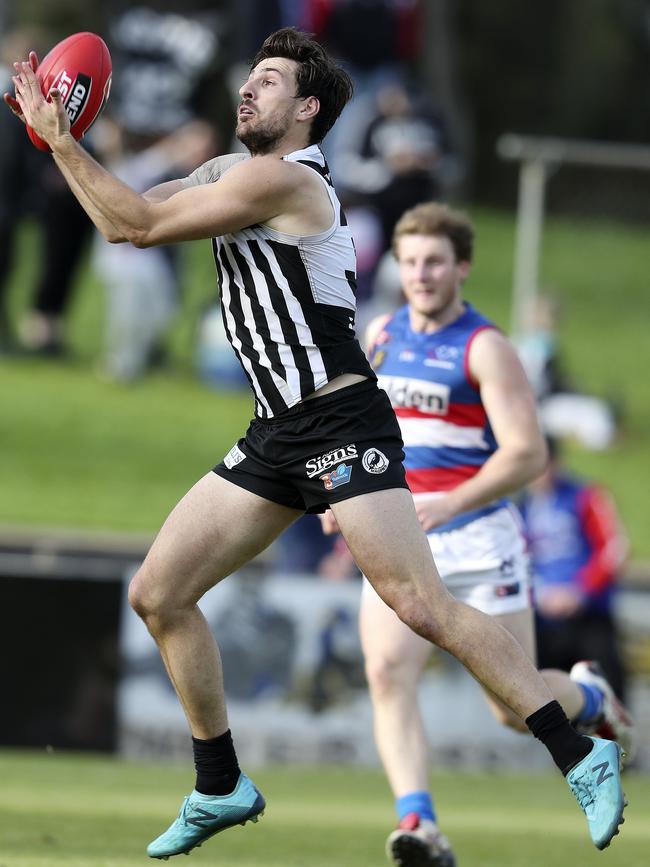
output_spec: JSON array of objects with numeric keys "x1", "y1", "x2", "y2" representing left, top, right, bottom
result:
[{"x1": 392, "y1": 202, "x2": 474, "y2": 264}]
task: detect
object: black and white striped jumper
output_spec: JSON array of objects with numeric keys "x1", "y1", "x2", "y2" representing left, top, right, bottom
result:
[{"x1": 211, "y1": 144, "x2": 375, "y2": 419}]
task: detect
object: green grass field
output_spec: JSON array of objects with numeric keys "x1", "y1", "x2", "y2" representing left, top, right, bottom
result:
[
  {"x1": 2, "y1": 209, "x2": 649, "y2": 557},
  {"x1": 0, "y1": 750, "x2": 648, "y2": 867}
]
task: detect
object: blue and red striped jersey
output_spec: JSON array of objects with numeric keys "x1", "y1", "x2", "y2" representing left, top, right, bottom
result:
[{"x1": 370, "y1": 302, "x2": 506, "y2": 532}]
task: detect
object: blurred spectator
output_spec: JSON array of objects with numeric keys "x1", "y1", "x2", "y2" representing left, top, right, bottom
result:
[
  {"x1": 515, "y1": 293, "x2": 620, "y2": 450},
  {"x1": 0, "y1": 28, "x2": 93, "y2": 356},
  {"x1": 109, "y1": 4, "x2": 230, "y2": 137},
  {"x1": 519, "y1": 437, "x2": 628, "y2": 699},
  {"x1": 309, "y1": 0, "x2": 423, "y2": 181},
  {"x1": 309, "y1": 0, "x2": 422, "y2": 73},
  {"x1": 338, "y1": 80, "x2": 455, "y2": 245},
  {"x1": 92, "y1": 118, "x2": 217, "y2": 381},
  {"x1": 195, "y1": 302, "x2": 249, "y2": 390},
  {"x1": 17, "y1": 149, "x2": 95, "y2": 356},
  {"x1": 0, "y1": 28, "x2": 34, "y2": 349},
  {"x1": 88, "y1": 5, "x2": 229, "y2": 381}
]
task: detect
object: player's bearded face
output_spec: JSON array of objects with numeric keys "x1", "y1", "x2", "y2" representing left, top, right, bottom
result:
[
  {"x1": 236, "y1": 104, "x2": 295, "y2": 155},
  {"x1": 237, "y1": 58, "x2": 301, "y2": 155}
]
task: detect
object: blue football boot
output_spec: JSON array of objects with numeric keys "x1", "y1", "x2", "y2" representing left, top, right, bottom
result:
[
  {"x1": 566, "y1": 736, "x2": 626, "y2": 850},
  {"x1": 147, "y1": 772, "x2": 265, "y2": 860}
]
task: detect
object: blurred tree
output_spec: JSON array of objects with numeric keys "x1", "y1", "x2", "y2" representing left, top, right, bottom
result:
[{"x1": 421, "y1": 0, "x2": 650, "y2": 206}]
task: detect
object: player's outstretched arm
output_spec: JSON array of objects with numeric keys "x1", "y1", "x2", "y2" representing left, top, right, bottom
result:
[
  {"x1": 11, "y1": 60, "x2": 293, "y2": 246},
  {"x1": 5, "y1": 53, "x2": 121, "y2": 240}
]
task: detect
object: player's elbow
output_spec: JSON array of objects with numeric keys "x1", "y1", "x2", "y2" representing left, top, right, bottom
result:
[
  {"x1": 104, "y1": 229, "x2": 128, "y2": 244},
  {"x1": 520, "y1": 438, "x2": 548, "y2": 480},
  {"x1": 128, "y1": 227, "x2": 156, "y2": 249}
]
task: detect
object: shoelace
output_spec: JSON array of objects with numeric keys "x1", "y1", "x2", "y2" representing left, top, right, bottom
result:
[{"x1": 570, "y1": 773, "x2": 595, "y2": 812}]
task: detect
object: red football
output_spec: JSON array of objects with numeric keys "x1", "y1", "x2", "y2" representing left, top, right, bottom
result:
[{"x1": 26, "y1": 32, "x2": 112, "y2": 152}]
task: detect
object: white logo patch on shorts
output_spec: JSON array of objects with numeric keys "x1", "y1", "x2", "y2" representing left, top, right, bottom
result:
[
  {"x1": 224, "y1": 444, "x2": 246, "y2": 469},
  {"x1": 305, "y1": 444, "x2": 358, "y2": 478},
  {"x1": 362, "y1": 448, "x2": 389, "y2": 474}
]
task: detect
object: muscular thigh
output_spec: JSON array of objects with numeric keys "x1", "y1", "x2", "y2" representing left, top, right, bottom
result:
[
  {"x1": 135, "y1": 471, "x2": 302, "y2": 606},
  {"x1": 332, "y1": 488, "x2": 449, "y2": 609}
]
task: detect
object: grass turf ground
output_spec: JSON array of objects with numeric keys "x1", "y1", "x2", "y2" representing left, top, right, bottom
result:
[
  {"x1": 0, "y1": 750, "x2": 648, "y2": 867},
  {"x1": 2, "y1": 209, "x2": 649, "y2": 557}
]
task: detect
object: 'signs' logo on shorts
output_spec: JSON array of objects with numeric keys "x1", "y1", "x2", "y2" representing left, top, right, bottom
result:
[
  {"x1": 320, "y1": 463, "x2": 352, "y2": 490},
  {"x1": 362, "y1": 448, "x2": 389, "y2": 474},
  {"x1": 306, "y1": 444, "x2": 357, "y2": 478},
  {"x1": 223, "y1": 444, "x2": 246, "y2": 469}
]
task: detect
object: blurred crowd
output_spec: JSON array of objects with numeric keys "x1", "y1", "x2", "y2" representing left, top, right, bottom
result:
[
  {"x1": 0, "y1": 1, "x2": 630, "y2": 692},
  {"x1": 2, "y1": 1, "x2": 453, "y2": 377}
]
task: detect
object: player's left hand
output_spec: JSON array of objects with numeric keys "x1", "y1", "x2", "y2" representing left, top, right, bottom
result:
[
  {"x1": 11, "y1": 55, "x2": 70, "y2": 144},
  {"x1": 3, "y1": 50, "x2": 38, "y2": 122},
  {"x1": 413, "y1": 493, "x2": 458, "y2": 532},
  {"x1": 536, "y1": 585, "x2": 584, "y2": 618}
]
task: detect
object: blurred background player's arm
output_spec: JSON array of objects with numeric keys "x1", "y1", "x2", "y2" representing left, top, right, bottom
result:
[
  {"x1": 574, "y1": 484, "x2": 628, "y2": 598},
  {"x1": 414, "y1": 327, "x2": 548, "y2": 531}
]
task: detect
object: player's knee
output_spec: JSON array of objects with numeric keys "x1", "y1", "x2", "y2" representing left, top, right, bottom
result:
[
  {"x1": 391, "y1": 593, "x2": 456, "y2": 651},
  {"x1": 128, "y1": 566, "x2": 171, "y2": 623},
  {"x1": 365, "y1": 652, "x2": 415, "y2": 697}
]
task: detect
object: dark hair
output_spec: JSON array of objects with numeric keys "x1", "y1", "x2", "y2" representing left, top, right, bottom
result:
[
  {"x1": 392, "y1": 202, "x2": 475, "y2": 264},
  {"x1": 251, "y1": 27, "x2": 353, "y2": 145}
]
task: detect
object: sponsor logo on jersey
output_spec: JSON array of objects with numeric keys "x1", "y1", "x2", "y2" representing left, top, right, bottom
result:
[
  {"x1": 320, "y1": 463, "x2": 352, "y2": 490},
  {"x1": 399, "y1": 349, "x2": 416, "y2": 362},
  {"x1": 362, "y1": 448, "x2": 389, "y2": 474},
  {"x1": 306, "y1": 444, "x2": 358, "y2": 478},
  {"x1": 378, "y1": 375, "x2": 450, "y2": 415},
  {"x1": 423, "y1": 346, "x2": 459, "y2": 369},
  {"x1": 223, "y1": 444, "x2": 246, "y2": 469},
  {"x1": 51, "y1": 70, "x2": 92, "y2": 124},
  {"x1": 434, "y1": 345, "x2": 461, "y2": 360}
]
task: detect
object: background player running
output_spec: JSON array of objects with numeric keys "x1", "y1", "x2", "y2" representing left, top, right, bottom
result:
[{"x1": 323, "y1": 202, "x2": 635, "y2": 867}]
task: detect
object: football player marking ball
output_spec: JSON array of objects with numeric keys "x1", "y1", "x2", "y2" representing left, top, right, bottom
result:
[{"x1": 26, "y1": 31, "x2": 112, "y2": 152}]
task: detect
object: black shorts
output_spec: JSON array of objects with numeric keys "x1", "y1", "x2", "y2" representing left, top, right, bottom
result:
[{"x1": 213, "y1": 379, "x2": 408, "y2": 513}]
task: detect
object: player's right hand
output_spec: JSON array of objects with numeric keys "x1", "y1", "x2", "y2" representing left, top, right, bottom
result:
[
  {"x1": 3, "y1": 50, "x2": 38, "y2": 123},
  {"x1": 13, "y1": 56, "x2": 71, "y2": 146}
]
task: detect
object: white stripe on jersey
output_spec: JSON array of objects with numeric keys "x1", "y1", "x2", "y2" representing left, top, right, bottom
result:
[
  {"x1": 223, "y1": 236, "x2": 303, "y2": 399},
  {"x1": 257, "y1": 238, "x2": 328, "y2": 387},
  {"x1": 398, "y1": 416, "x2": 490, "y2": 450},
  {"x1": 221, "y1": 243, "x2": 296, "y2": 404},
  {"x1": 211, "y1": 144, "x2": 373, "y2": 418},
  {"x1": 218, "y1": 248, "x2": 273, "y2": 417}
]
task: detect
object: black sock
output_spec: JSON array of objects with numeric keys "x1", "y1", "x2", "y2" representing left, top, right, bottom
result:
[
  {"x1": 192, "y1": 729, "x2": 241, "y2": 796},
  {"x1": 526, "y1": 700, "x2": 593, "y2": 776}
]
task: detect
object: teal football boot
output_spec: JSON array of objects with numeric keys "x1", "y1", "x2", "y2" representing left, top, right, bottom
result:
[
  {"x1": 147, "y1": 772, "x2": 265, "y2": 860},
  {"x1": 566, "y1": 737, "x2": 626, "y2": 850}
]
